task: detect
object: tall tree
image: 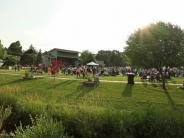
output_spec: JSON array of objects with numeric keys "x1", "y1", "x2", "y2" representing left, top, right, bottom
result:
[
  {"x1": 80, "y1": 50, "x2": 95, "y2": 65},
  {"x1": 96, "y1": 50, "x2": 112, "y2": 66},
  {"x1": 110, "y1": 50, "x2": 126, "y2": 66},
  {"x1": 125, "y1": 22, "x2": 184, "y2": 89},
  {"x1": 36, "y1": 49, "x2": 42, "y2": 65},
  {"x1": 0, "y1": 40, "x2": 5, "y2": 59},
  {"x1": 96, "y1": 50, "x2": 126, "y2": 66},
  {"x1": 7, "y1": 41, "x2": 22, "y2": 56},
  {"x1": 3, "y1": 55, "x2": 18, "y2": 66},
  {"x1": 20, "y1": 45, "x2": 37, "y2": 66}
]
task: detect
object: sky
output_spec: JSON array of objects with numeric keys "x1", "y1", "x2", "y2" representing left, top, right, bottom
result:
[{"x1": 0, "y1": 0, "x2": 184, "y2": 53}]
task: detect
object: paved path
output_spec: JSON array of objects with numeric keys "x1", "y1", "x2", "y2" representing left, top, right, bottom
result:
[{"x1": 0, "y1": 72, "x2": 182, "y2": 86}]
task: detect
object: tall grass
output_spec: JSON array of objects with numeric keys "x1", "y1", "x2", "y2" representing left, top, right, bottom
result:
[
  {"x1": 0, "y1": 106, "x2": 11, "y2": 131},
  {"x1": 15, "y1": 115, "x2": 71, "y2": 138},
  {"x1": 0, "y1": 86, "x2": 21, "y2": 94},
  {"x1": 0, "y1": 93, "x2": 184, "y2": 137},
  {"x1": 54, "y1": 105, "x2": 184, "y2": 138}
]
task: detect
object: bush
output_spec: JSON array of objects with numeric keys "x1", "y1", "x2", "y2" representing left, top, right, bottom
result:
[
  {"x1": 15, "y1": 115, "x2": 71, "y2": 138},
  {"x1": 0, "y1": 105, "x2": 11, "y2": 130},
  {"x1": 24, "y1": 70, "x2": 33, "y2": 78},
  {"x1": 0, "y1": 94, "x2": 37, "y2": 132}
]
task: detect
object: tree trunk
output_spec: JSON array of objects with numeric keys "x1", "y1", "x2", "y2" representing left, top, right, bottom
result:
[{"x1": 159, "y1": 68, "x2": 166, "y2": 90}]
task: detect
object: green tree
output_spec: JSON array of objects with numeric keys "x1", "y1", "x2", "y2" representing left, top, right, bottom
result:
[
  {"x1": 80, "y1": 50, "x2": 95, "y2": 65},
  {"x1": 0, "y1": 40, "x2": 5, "y2": 59},
  {"x1": 125, "y1": 22, "x2": 184, "y2": 89},
  {"x1": 3, "y1": 55, "x2": 18, "y2": 66},
  {"x1": 20, "y1": 45, "x2": 37, "y2": 66},
  {"x1": 36, "y1": 49, "x2": 42, "y2": 65},
  {"x1": 96, "y1": 50, "x2": 112, "y2": 66},
  {"x1": 7, "y1": 41, "x2": 22, "y2": 56},
  {"x1": 96, "y1": 50, "x2": 126, "y2": 66},
  {"x1": 110, "y1": 50, "x2": 126, "y2": 66}
]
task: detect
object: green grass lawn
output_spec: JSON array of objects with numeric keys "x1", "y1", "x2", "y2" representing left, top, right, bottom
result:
[
  {"x1": 0, "y1": 73, "x2": 184, "y2": 111},
  {"x1": 1, "y1": 72, "x2": 184, "y2": 137}
]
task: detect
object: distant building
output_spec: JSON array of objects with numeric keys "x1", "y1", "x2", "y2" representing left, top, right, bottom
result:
[{"x1": 42, "y1": 48, "x2": 79, "y2": 68}]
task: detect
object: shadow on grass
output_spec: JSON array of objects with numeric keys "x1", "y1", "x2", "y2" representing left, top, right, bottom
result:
[
  {"x1": 164, "y1": 89, "x2": 176, "y2": 109},
  {"x1": 48, "y1": 80, "x2": 75, "y2": 89},
  {"x1": 151, "y1": 83, "x2": 159, "y2": 88},
  {"x1": 64, "y1": 84, "x2": 95, "y2": 99},
  {"x1": 122, "y1": 84, "x2": 133, "y2": 97},
  {"x1": 0, "y1": 78, "x2": 29, "y2": 86},
  {"x1": 169, "y1": 78, "x2": 177, "y2": 84}
]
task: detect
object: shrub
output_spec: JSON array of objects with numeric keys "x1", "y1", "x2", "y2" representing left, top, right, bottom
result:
[
  {"x1": 0, "y1": 105, "x2": 11, "y2": 130},
  {"x1": 15, "y1": 115, "x2": 71, "y2": 138},
  {"x1": 0, "y1": 94, "x2": 37, "y2": 132},
  {"x1": 24, "y1": 70, "x2": 33, "y2": 78}
]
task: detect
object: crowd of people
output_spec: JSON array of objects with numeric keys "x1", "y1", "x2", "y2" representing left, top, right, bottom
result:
[
  {"x1": 47, "y1": 65, "x2": 98, "y2": 79},
  {"x1": 137, "y1": 67, "x2": 184, "y2": 82},
  {"x1": 12, "y1": 64, "x2": 184, "y2": 82},
  {"x1": 9, "y1": 64, "x2": 184, "y2": 89}
]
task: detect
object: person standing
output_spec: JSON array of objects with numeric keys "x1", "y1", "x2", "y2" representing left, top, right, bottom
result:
[
  {"x1": 48, "y1": 66, "x2": 52, "y2": 75},
  {"x1": 76, "y1": 66, "x2": 81, "y2": 78}
]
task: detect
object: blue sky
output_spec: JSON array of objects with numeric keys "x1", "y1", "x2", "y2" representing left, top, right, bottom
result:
[{"x1": 0, "y1": 0, "x2": 184, "y2": 53}]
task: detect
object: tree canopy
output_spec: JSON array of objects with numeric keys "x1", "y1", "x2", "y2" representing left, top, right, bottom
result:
[
  {"x1": 96, "y1": 50, "x2": 127, "y2": 67},
  {"x1": 125, "y1": 22, "x2": 184, "y2": 68},
  {"x1": 80, "y1": 50, "x2": 95, "y2": 65},
  {"x1": 20, "y1": 45, "x2": 37, "y2": 66},
  {"x1": 3, "y1": 55, "x2": 18, "y2": 66},
  {"x1": 7, "y1": 41, "x2": 22, "y2": 56},
  {"x1": 125, "y1": 22, "x2": 184, "y2": 89},
  {"x1": 0, "y1": 40, "x2": 5, "y2": 59},
  {"x1": 36, "y1": 49, "x2": 42, "y2": 65}
]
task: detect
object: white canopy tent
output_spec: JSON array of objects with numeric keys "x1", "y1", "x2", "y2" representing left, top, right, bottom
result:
[{"x1": 87, "y1": 62, "x2": 99, "y2": 66}]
